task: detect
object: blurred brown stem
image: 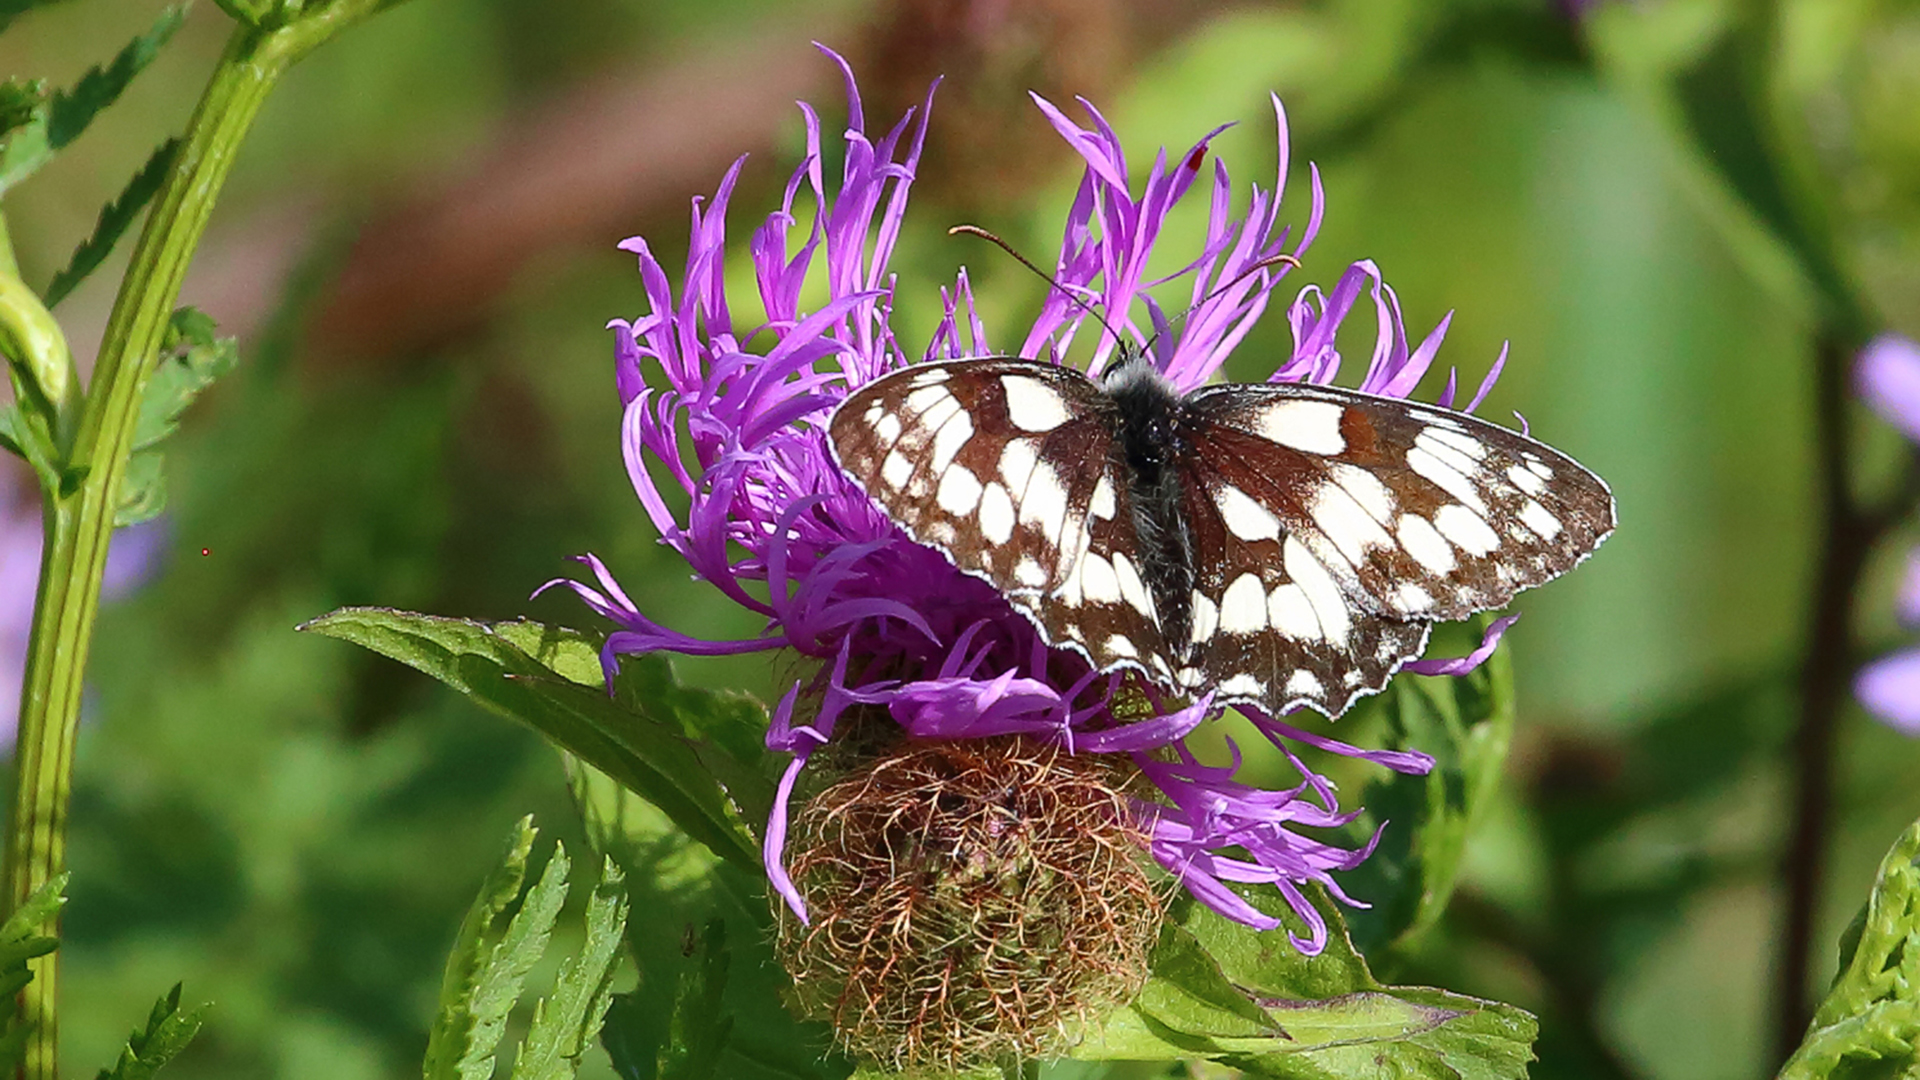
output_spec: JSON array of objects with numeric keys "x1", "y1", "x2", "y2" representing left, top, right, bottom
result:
[{"x1": 1773, "y1": 327, "x2": 1890, "y2": 1065}]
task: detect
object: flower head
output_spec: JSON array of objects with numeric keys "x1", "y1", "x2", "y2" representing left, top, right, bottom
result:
[{"x1": 550, "y1": 46, "x2": 1514, "y2": 953}]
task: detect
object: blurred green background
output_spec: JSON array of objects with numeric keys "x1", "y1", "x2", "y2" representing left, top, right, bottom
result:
[{"x1": 5, "y1": 0, "x2": 1920, "y2": 1076}]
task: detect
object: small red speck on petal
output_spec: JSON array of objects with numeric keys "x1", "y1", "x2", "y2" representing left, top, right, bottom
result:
[{"x1": 1184, "y1": 146, "x2": 1206, "y2": 172}]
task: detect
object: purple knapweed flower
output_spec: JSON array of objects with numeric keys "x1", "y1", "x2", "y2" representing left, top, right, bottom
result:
[
  {"x1": 1854, "y1": 333, "x2": 1920, "y2": 736},
  {"x1": 550, "y1": 46, "x2": 1517, "y2": 954}
]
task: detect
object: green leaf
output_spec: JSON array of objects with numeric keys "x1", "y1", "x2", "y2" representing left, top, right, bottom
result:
[
  {"x1": 44, "y1": 138, "x2": 178, "y2": 307},
  {"x1": 91, "y1": 982, "x2": 209, "y2": 1080},
  {"x1": 511, "y1": 859, "x2": 632, "y2": 1080},
  {"x1": 1778, "y1": 816, "x2": 1920, "y2": 1078},
  {"x1": 115, "y1": 448, "x2": 167, "y2": 527},
  {"x1": 0, "y1": 80, "x2": 43, "y2": 140},
  {"x1": 655, "y1": 919, "x2": 733, "y2": 1080},
  {"x1": 0, "y1": 874, "x2": 66, "y2": 1070},
  {"x1": 46, "y1": 6, "x2": 185, "y2": 149},
  {"x1": 1077, "y1": 888, "x2": 1536, "y2": 1078},
  {"x1": 1343, "y1": 635, "x2": 1515, "y2": 956},
  {"x1": 0, "y1": 7, "x2": 182, "y2": 197},
  {"x1": 574, "y1": 761, "x2": 848, "y2": 1080},
  {"x1": 425, "y1": 818, "x2": 573, "y2": 1080},
  {"x1": 299, "y1": 608, "x2": 764, "y2": 870},
  {"x1": 425, "y1": 816, "x2": 538, "y2": 1080},
  {"x1": 116, "y1": 306, "x2": 240, "y2": 526}
]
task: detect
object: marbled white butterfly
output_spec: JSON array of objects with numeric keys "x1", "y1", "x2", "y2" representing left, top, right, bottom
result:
[{"x1": 828, "y1": 348, "x2": 1615, "y2": 718}]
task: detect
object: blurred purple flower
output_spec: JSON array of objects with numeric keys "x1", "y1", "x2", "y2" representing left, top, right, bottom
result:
[
  {"x1": 0, "y1": 463, "x2": 166, "y2": 747},
  {"x1": 550, "y1": 47, "x2": 1517, "y2": 952},
  {"x1": 1854, "y1": 333, "x2": 1920, "y2": 735}
]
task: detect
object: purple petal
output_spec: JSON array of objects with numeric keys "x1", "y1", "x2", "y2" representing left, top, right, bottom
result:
[
  {"x1": 1857, "y1": 649, "x2": 1920, "y2": 736},
  {"x1": 1402, "y1": 613, "x2": 1519, "y2": 677},
  {"x1": 1857, "y1": 334, "x2": 1920, "y2": 443}
]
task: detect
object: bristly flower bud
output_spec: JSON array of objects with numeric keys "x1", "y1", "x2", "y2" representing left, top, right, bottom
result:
[{"x1": 776, "y1": 731, "x2": 1160, "y2": 1071}]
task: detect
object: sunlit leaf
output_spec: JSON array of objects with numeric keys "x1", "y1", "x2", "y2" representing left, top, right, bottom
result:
[
  {"x1": 425, "y1": 818, "x2": 572, "y2": 1080},
  {"x1": 1078, "y1": 889, "x2": 1536, "y2": 1078},
  {"x1": 511, "y1": 859, "x2": 631, "y2": 1080},
  {"x1": 1778, "y1": 815, "x2": 1920, "y2": 1078},
  {"x1": 44, "y1": 137, "x2": 177, "y2": 307},
  {"x1": 91, "y1": 982, "x2": 208, "y2": 1080},
  {"x1": 1344, "y1": 636, "x2": 1515, "y2": 956},
  {"x1": 299, "y1": 609, "x2": 763, "y2": 869}
]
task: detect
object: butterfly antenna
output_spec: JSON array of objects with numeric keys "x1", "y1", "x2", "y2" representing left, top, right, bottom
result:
[{"x1": 948, "y1": 224, "x2": 1128, "y2": 352}]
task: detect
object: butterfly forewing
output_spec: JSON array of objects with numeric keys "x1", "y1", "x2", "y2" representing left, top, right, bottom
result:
[
  {"x1": 1175, "y1": 429, "x2": 1436, "y2": 715},
  {"x1": 830, "y1": 360, "x2": 1173, "y2": 675},
  {"x1": 1186, "y1": 382, "x2": 1614, "y2": 623}
]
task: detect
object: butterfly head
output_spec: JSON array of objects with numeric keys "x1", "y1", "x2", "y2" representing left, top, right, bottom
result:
[{"x1": 1100, "y1": 342, "x2": 1185, "y2": 475}]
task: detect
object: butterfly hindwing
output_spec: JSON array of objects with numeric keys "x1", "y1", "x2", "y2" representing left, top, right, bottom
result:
[{"x1": 1175, "y1": 435, "x2": 1435, "y2": 715}]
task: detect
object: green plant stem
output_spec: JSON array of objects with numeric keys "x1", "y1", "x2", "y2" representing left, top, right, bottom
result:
[{"x1": 3, "y1": 5, "x2": 411, "y2": 1077}]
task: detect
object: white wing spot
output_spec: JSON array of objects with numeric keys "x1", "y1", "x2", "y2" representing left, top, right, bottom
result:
[
  {"x1": 1252, "y1": 399, "x2": 1346, "y2": 454},
  {"x1": 1311, "y1": 483, "x2": 1395, "y2": 566},
  {"x1": 1014, "y1": 555, "x2": 1048, "y2": 588},
  {"x1": 999, "y1": 440, "x2": 1039, "y2": 496},
  {"x1": 927, "y1": 408, "x2": 974, "y2": 474},
  {"x1": 1434, "y1": 503, "x2": 1500, "y2": 556},
  {"x1": 1190, "y1": 590, "x2": 1220, "y2": 645},
  {"x1": 1397, "y1": 513, "x2": 1457, "y2": 575},
  {"x1": 1176, "y1": 666, "x2": 1205, "y2": 689},
  {"x1": 1526, "y1": 458, "x2": 1554, "y2": 481},
  {"x1": 1079, "y1": 553, "x2": 1121, "y2": 604},
  {"x1": 1219, "y1": 573, "x2": 1269, "y2": 634},
  {"x1": 1331, "y1": 463, "x2": 1395, "y2": 523},
  {"x1": 1285, "y1": 670, "x2": 1323, "y2": 698},
  {"x1": 1267, "y1": 583, "x2": 1321, "y2": 641},
  {"x1": 1218, "y1": 673, "x2": 1265, "y2": 698},
  {"x1": 1520, "y1": 498, "x2": 1563, "y2": 540},
  {"x1": 863, "y1": 400, "x2": 885, "y2": 424},
  {"x1": 1105, "y1": 635, "x2": 1140, "y2": 659},
  {"x1": 1285, "y1": 537, "x2": 1351, "y2": 647},
  {"x1": 1393, "y1": 581, "x2": 1434, "y2": 613},
  {"x1": 874, "y1": 412, "x2": 903, "y2": 445},
  {"x1": 1217, "y1": 484, "x2": 1282, "y2": 541},
  {"x1": 1416, "y1": 428, "x2": 1486, "y2": 477},
  {"x1": 1089, "y1": 475, "x2": 1117, "y2": 521},
  {"x1": 1113, "y1": 552, "x2": 1156, "y2": 620},
  {"x1": 904, "y1": 385, "x2": 951, "y2": 415},
  {"x1": 1407, "y1": 445, "x2": 1488, "y2": 514},
  {"x1": 1506, "y1": 462, "x2": 1546, "y2": 496},
  {"x1": 881, "y1": 450, "x2": 913, "y2": 490},
  {"x1": 936, "y1": 466, "x2": 983, "y2": 516},
  {"x1": 925, "y1": 520, "x2": 957, "y2": 545},
  {"x1": 1422, "y1": 425, "x2": 1489, "y2": 461},
  {"x1": 1001, "y1": 375, "x2": 1074, "y2": 433},
  {"x1": 1020, "y1": 461, "x2": 1071, "y2": 540},
  {"x1": 979, "y1": 481, "x2": 1015, "y2": 545}
]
